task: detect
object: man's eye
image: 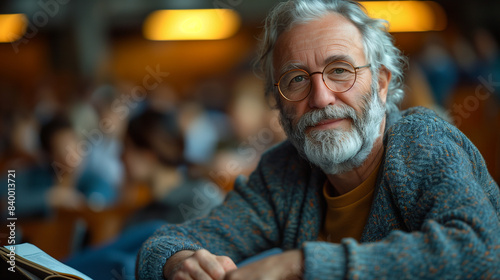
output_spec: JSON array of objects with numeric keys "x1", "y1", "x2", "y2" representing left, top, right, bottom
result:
[
  {"x1": 292, "y1": 76, "x2": 305, "y2": 83},
  {"x1": 333, "y1": 68, "x2": 346, "y2": 74}
]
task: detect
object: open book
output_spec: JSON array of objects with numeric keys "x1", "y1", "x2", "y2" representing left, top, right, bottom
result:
[{"x1": 1, "y1": 243, "x2": 92, "y2": 280}]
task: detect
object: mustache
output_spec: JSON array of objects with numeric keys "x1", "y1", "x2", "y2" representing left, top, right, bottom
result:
[{"x1": 296, "y1": 104, "x2": 359, "y2": 133}]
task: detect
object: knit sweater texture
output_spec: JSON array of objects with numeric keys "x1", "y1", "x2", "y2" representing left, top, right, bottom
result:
[{"x1": 137, "y1": 107, "x2": 500, "y2": 279}]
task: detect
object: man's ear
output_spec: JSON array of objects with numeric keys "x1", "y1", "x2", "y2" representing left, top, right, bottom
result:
[{"x1": 377, "y1": 66, "x2": 392, "y2": 103}]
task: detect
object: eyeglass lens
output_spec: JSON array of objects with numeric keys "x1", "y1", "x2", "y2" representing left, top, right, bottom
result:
[{"x1": 278, "y1": 61, "x2": 357, "y2": 101}]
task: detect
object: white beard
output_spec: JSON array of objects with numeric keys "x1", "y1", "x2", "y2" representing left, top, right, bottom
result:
[{"x1": 280, "y1": 85, "x2": 386, "y2": 175}]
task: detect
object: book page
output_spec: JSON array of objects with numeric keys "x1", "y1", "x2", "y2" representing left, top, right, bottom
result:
[{"x1": 7, "y1": 243, "x2": 92, "y2": 280}]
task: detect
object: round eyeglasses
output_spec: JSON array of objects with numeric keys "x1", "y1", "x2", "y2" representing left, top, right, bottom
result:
[{"x1": 274, "y1": 60, "x2": 371, "y2": 102}]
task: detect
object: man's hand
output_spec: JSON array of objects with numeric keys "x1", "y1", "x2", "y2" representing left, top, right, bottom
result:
[
  {"x1": 163, "y1": 249, "x2": 237, "y2": 280},
  {"x1": 224, "y1": 249, "x2": 303, "y2": 280}
]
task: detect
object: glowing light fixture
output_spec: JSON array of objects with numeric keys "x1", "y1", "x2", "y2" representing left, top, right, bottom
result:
[
  {"x1": 359, "y1": 1, "x2": 447, "y2": 32},
  {"x1": 0, "y1": 14, "x2": 27, "y2": 43},
  {"x1": 143, "y1": 9, "x2": 241, "y2": 41}
]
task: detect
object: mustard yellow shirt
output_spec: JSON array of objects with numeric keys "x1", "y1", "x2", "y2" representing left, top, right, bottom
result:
[{"x1": 318, "y1": 160, "x2": 382, "y2": 243}]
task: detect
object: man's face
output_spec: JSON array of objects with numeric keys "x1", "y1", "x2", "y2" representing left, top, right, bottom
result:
[{"x1": 273, "y1": 13, "x2": 388, "y2": 174}]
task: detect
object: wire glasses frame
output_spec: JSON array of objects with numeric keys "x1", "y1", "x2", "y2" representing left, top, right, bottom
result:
[{"x1": 274, "y1": 60, "x2": 371, "y2": 102}]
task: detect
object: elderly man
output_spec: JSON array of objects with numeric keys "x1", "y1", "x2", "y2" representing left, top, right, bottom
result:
[{"x1": 137, "y1": 0, "x2": 500, "y2": 279}]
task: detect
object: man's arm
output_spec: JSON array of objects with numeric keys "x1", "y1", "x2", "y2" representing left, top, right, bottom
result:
[
  {"x1": 136, "y1": 141, "x2": 308, "y2": 280},
  {"x1": 136, "y1": 173, "x2": 280, "y2": 279}
]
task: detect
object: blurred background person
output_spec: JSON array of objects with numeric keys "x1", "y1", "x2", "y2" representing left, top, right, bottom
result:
[
  {"x1": 63, "y1": 106, "x2": 224, "y2": 280},
  {"x1": 2, "y1": 114, "x2": 116, "y2": 220},
  {"x1": 123, "y1": 107, "x2": 224, "y2": 225},
  {"x1": 75, "y1": 83, "x2": 127, "y2": 211}
]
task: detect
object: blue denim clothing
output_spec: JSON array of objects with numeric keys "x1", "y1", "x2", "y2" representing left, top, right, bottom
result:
[{"x1": 138, "y1": 107, "x2": 500, "y2": 279}]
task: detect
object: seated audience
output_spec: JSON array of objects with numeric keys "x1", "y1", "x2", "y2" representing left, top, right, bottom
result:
[
  {"x1": 6, "y1": 115, "x2": 116, "y2": 219},
  {"x1": 64, "y1": 107, "x2": 223, "y2": 280},
  {"x1": 123, "y1": 108, "x2": 224, "y2": 225}
]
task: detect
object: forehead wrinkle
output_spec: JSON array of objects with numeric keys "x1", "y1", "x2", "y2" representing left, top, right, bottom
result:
[
  {"x1": 277, "y1": 41, "x2": 354, "y2": 75},
  {"x1": 278, "y1": 36, "x2": 361, "y2": 66},
  {"x1": 278, "y1": 61, "x2": 306, "y2": 76},
  {"x1": 325, "y1": 40, "x2": 365, "y2": 64},
  {"x1": 288, "y1": 36, "x2": 353, "y2": 54},
  {"x1": 279, "y1": 52, "x2": 355, "y2": 76},
  {"x1": 288, "y1": 22, "x2": 359, "y2": 49}
]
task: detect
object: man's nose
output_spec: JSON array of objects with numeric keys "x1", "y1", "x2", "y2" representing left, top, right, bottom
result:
[{"x1": 308, "y1": 72, "x2": 337, "y2": 109}]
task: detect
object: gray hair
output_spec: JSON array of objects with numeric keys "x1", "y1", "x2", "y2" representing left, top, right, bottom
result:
[{"x1": 255, "y1": 0, "x2": 407, "y2": 113}]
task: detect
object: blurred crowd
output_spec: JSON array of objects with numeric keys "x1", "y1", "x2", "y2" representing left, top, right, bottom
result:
[{"x1": 0, "y1": 65, "x2": 286, "y2": 259}]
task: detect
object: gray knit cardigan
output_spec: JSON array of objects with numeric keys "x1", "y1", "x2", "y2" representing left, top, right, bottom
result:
[{"x1": 137, "y1": 107, "x2": 500, "y2": 279}]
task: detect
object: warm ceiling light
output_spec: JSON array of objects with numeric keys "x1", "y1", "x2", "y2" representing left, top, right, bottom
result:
[
  {"x1": 143, "y1": 9, "x2": 241, "y2": 41},
  {"x1": 0, "y1": 14, "x2": 27, "y2": 43},
  {"x1": 360, "y1": 1, "x2": 447, "y2": 32}
]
